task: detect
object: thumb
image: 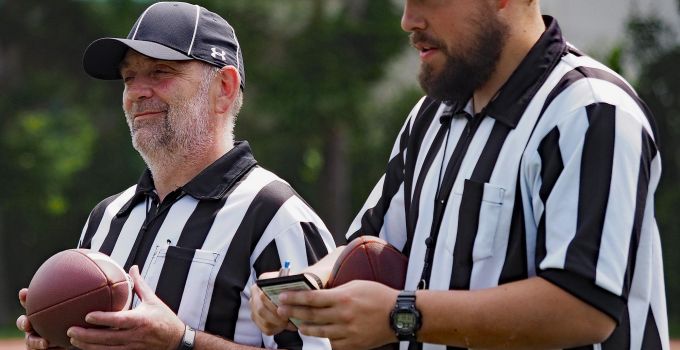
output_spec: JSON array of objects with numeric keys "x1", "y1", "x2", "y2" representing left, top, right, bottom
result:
[{"x1": 129, "y1": 265, "x2": 158, "y2": 303}]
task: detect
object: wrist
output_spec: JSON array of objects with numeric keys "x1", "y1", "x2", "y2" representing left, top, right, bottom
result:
[
  {"x1": 303, "y1": 272, "x2": 324, "y2": 289},
  {"x1": 389, "y1": 290, "x2": 422, "y2": 342},
  {"x1": 176, "y1": 324, "x2": 196, "y2": 350}
]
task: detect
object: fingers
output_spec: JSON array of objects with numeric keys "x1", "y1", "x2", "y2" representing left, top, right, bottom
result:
[
  {"x1": 17, "y1": 315, "x2": 32, "y2": 332},
  {"x1": 277, "y1": 303, "x2": 341, "y2": 325},
  {"x1": 83, "y1": 309, "x2": 135, "y2": 329},
  {"x1": 25, "y1": 332, "x2": 50, "y2": 350},
  {"x1": 19, "y1": 288, "x2": 28, "y2": 308},
  {"x1": 296, "y1": 323, "x2": 348, "y2": 341},
  {"x1": 129, "y1": 265, "x2": 156, "y2": 302},
  {"x1": 258, "y1": 271, "x2": 280, "y2": 280},
  {"x1": 249, "y1": 284, "x2": 290, "y2": 335},
  {"x1": 67, "y1": 326, "x2": 129, "y2": 347},
  {"x1": 278, "y1": 289, "x2": 335, "y2": 308}
]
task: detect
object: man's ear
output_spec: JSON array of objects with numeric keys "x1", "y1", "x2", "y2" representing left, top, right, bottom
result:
[{"x1": 213, "y1": 66, "x2": 240, "y2": 115}]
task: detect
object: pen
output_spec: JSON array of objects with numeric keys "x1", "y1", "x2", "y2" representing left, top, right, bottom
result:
[{"x1": 279, "y1": 260, "x2": 291, "y2": 276}]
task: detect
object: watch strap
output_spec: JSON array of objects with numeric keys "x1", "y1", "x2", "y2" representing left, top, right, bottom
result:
[
  {"x1": 391, "y1": 290, "x2": 421, "y2": 341},
  {"x1": 177, "y1": 324, "x2": 196, "y2": 350},
  {"x1": 303, "y1": 272, "x2": 324, "y2": 289}
]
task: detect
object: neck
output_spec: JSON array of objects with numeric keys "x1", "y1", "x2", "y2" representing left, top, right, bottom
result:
[
  {"x1": 473, "y1": 11, "x2": 545, "y2": 114},
  {"x1": 146, "y1": 139, "x2": 233, "y2": 202}
]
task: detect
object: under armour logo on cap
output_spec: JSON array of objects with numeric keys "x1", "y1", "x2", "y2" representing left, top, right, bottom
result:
[
  {"x1": 83, "y1": 1, "x2": 245, "y2": 90},
  {"x1": 211, "y1": 47, "x2": 227, "y2": 62}
]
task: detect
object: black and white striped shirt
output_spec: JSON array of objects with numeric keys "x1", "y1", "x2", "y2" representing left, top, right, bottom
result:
[
  {"x1": 78, "y1": 141, "x2": 337, "y2": 349},
  {"x1": 348, "y1": 17, "x2": 668, "y2": 350}
]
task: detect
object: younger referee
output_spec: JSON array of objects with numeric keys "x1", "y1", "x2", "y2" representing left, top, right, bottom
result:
[
  {"x1": 251, "y1": 0, "x2": 668, "y2": 349},
  {"x1": 17, "y1": 2, "x2": 338, "y2": 350}
]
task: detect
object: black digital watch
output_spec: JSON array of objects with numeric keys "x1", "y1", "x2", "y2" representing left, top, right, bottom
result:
[{"x1": 389, "y1": 290, "x2": 422, "y2": 341}]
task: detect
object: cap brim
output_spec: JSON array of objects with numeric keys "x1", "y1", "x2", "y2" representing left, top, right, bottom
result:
[{"x1": 83, "y1": 38, "x2": 193, "y2": 80}]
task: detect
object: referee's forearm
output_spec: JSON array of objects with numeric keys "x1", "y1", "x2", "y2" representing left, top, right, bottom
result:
[
  {"x1": 302, "y1": 245, "x2": 347, "y2": 286},
  {"x1": 414, "y1": 277, "x2": 615, "y2": 349},
  {"x1": 193, "y1": 330, "x2": 273, "y2": 350}
]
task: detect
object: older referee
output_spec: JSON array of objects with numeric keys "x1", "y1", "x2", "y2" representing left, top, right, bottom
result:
[
  {"x1": 251, "y1": 0, "x2": 669, "y2": 349},
  {"x1": 17, "y1": 2, "x2": 337, "y2": 350}
]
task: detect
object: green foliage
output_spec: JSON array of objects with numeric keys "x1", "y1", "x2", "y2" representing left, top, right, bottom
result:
[
  {"x1": 0, "y1": 324, "x2": 22, "y2": 339},
  {"x1": 626, "y1": 8, "x2": 680, "y2": 327},
  {"x1": 636, "y1": 46, "x2": 680, "y2": 325},
  {"x1": 3, "y1": 108, "x2": 96, "y2": 215},
  {"x1": 604, "y1": 45, "x2": 624, "y2": 75},
  {"x1": 0, "y1": 0, "x2": 414, "y2": 324}
]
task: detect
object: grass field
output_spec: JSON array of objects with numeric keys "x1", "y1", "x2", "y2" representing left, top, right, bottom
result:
[{"x1": 0, "y1": 325, "x2": 21, "y2": 339}]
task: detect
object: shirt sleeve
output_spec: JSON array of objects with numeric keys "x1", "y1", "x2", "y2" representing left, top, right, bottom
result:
[
  {"x1": 346, "y1": 97, "x2": 430, "y2": 249},
  {"x1": 530, "y1": 102, "x2": 660, "y2": 323},
  {"x1": 253, "y1": 197, "x2": 336, "y2": 349}
]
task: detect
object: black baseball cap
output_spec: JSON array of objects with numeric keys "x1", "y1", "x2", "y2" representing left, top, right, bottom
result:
[{"x1": 83, "y1": 1, "x2": 245, "y2": 89}]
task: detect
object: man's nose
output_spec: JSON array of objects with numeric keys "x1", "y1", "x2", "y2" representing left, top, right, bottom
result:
[
  {"x1": 401, "y1": 2, "x2": 426, "y2": 32},
  {"x1": 124, "y1": 77, "x2": 154, "y2": 101}
]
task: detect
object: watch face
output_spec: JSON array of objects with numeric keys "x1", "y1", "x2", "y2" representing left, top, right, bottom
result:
[{"x1": 395, "y1": 311, "x2": 416, "y2": 330}]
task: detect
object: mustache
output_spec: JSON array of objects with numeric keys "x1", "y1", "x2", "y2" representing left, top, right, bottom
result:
[
  {"x1": 127, "y1": 100, "x2": 169, "y2": 116},
  {"x1": 409, "y1": 32, "x2": 446, "y2": 49}
]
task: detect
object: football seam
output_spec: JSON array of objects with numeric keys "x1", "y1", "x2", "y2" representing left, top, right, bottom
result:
[
  {"x1": 27, "y1": 284, "x2": 113, "y2": 317},
  {"x1": 364, "y1": 244, "x2": 378, "y2": 279},
  {"x1": 329, "y1": 249, "x2": 361, "y2": 286},
  {"x1": 75, "y1": 250, "x2": 120, "y2": 311}
]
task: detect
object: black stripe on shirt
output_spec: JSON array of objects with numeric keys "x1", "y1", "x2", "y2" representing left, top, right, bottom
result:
[
  {"x1": 540, "y1": 268, "x2": 625, "y2": 323},
  {"x1": 99, "y1": 214, "x2": 129, "y2": 255},
  {"x1": 251, "y1": 241, "x2": 305, "y2": 348},
  {"x1": 602, "y1": 307, "x2": 630, "y2": 349},
  {"x1": 498, "y1": 176, "x2": 528, "y2": 284},
  {"x1": 300, "y1": 222, "x2": 330, "y2": 265},
  {"x1": 450, "y1": 179, "x2": 485, "y2": 290},
  {"x1": 404, "y1": 121, "x2": 452, "y2": 256},
  {"x1": 535, "y1": 127, "x2": 563, "y2": 270},
  {"x1": 79, "y1": 193, "x2": 120, "y2": 249},
  {"x1": 253, "y1": 241, "x2": 281, "y2": 279},
  {"x1": 355, "y1": 122, "x2": 411, "y2": 240},
  {"x1": 154, "y1": 246, "x2": 195, "y2": 314},
  {"x1": 123, "y1": 198, "x2": 172, "y2": 272},
  {"x1": 450, "y1": 122, "x2": 511, "y2": 290},
  {"x1": 623, "y1": 130, "x2": 657, "y2": 297},
  {"x1": 540, "y1": 65, "x2": 658, "y2": 144},
  {"x1": 641, "y1": 306, "x2": 662, "y2": 349},
  {"x1": 155, "y1": 198, "x2": 229, "y2": 313},
  {"x1": 177, "y1": 198, "x2": 230, "y2": 249},
  {"x1": 205, "y1": 180, "x2": 296, "y2": 340},
  {"x1": 404, "y1": 97, "x2": 440, "y2": 220},
  {"x1": 565, "y1": 103, "x2": 615, "y2": 282}
]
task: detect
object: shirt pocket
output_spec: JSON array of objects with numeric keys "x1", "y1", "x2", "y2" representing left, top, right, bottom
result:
[
  {"x1": 141, "y1": 245, "x2": 220, "y2": 328},
  {"x1": 455, "y1": 179, "x2": 505, "y2": 262}
]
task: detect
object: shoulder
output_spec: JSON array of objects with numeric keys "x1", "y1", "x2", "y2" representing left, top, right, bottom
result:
[
  {"x1": 541, "y1": 49, "x2": 656, "y2": 137},
  {"x1": 89, "y1": 184, "x2": 138, "y2": 214}
]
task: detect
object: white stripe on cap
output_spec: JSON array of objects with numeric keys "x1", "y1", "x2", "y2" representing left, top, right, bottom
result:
[
  {"x1": 187, "y1": 4, "x2": 201, "y2": 55},
  {"x1": 230, "y1": 25, "x2": 242, "y2": 73},
  {"x1": 131, "y1": 2, "x2": 163, "y2": 40}
]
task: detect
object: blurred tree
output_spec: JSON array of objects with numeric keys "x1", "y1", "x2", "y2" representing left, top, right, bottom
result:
[
  {"x1": 626, "y1": 11, "x2": 680, "y2": 329},
  {"x1": 0, "y1": 0, "x2": 415, "y2": 326},
  {"x1": 232, "y1": 0, "x2": 406, "y2": 234},
  {"x1": 0, "y1": 0, "x2": 146, "y2": 325}
]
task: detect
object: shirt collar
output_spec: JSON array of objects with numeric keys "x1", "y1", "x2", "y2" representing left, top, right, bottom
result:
[
  {"x1": 484, "y1": 15, "x2": 567, "y2": 128},
  {"x1": 117, "y1": 141, "x2": 258, "y2": 216}
]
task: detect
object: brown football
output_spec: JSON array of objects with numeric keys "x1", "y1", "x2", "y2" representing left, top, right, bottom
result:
[
  {"x1": 25, "y1": 249, "x2": 133, "y2": 348},
  {"x1": 326, "y1": 235, "x2": 408, "y2": 289}
]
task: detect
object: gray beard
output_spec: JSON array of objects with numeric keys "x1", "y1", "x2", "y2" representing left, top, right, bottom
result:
[{"x1": 124, "y1": 82, "x2": 214, "y2": 173}]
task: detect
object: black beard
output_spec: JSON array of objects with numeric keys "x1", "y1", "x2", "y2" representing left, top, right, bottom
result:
[{"x1": 416, "y1": 17, "x2": 508, "y2": 104}]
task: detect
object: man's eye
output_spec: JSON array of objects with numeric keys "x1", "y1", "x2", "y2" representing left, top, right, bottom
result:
[{"x1": 123, "y1": 76, "x2": 134, "y2": 83}]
